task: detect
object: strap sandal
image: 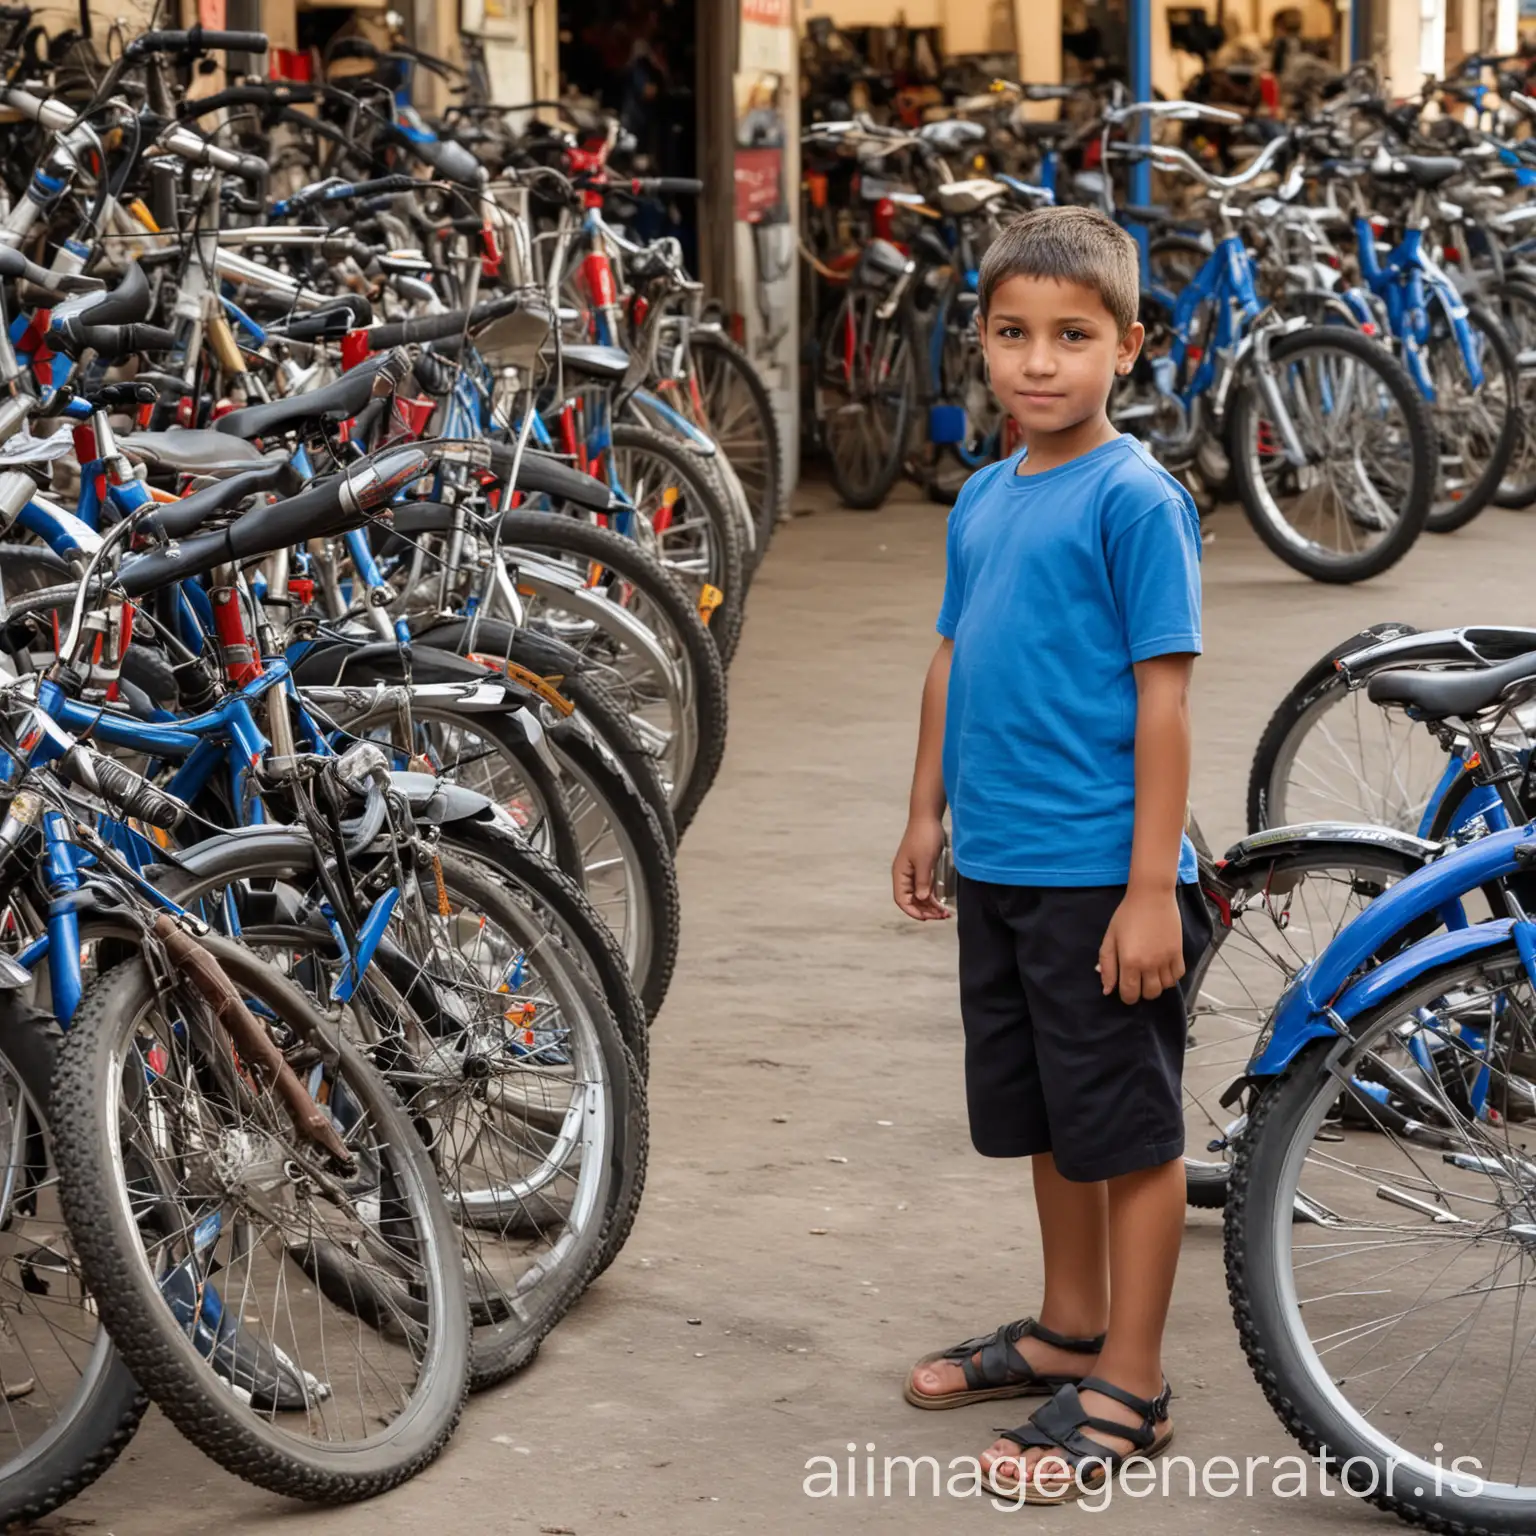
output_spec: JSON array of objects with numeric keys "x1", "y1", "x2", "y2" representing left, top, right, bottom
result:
[
  {"x1": 984, "y1": 1374, "x2": 1175, "y2": 1503},
  {"x1": 903, "y1": 1316, "x2": 1105, "y2": 1411}
]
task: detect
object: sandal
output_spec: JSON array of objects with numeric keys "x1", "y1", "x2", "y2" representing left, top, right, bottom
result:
[
  {"x1": 983, "y1": 1375, "x2": 1175, "y2": 1503},
  {"x1": 903, "y1": 1316, "x2": 1105, "y2": 1411}
]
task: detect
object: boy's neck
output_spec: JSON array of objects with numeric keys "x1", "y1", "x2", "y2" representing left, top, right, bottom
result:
[{"x1": 1015, "y1": 410, "x2": 1119, "y2": 478}]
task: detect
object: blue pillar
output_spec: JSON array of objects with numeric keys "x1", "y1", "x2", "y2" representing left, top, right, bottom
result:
[
  {"x1": 1349, "y1": 0, "x2": 1370, "y2": 65},
  {"x1": 1128, "y1": 0, "x2": 1152, "y2": 273}
]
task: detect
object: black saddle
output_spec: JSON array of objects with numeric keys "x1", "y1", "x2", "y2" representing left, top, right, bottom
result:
[
  {"x1": 213, "y1": 353, "x2": 393, "y2": 439},
  {"x1": 545, "y1": 342, "x2": 629, "y2": 383},
  {"x1": 1368, "y1": 649, "x2": 1536, "y2": 720},
  {"x1": 1378, "y1": 154, "x2": 1466, "y2": 189}
]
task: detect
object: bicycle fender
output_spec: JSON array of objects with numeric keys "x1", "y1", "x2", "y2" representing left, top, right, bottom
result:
[
  {"x1": 1247, "y1": 918, "x2": 1516, "y2": 1078},
  {"x1": 1331, "y1": 918, "x2": 1517, "y2": 1030},
  {"x1": 384, "y1": 768, "x2": 507, "y2": 830},
  {"x1": 1216, "y1": 821, "x2": 1440, "y2": 879}
]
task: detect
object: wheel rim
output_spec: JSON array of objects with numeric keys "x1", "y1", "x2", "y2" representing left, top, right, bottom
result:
[
  {"x1": 1269, "y1": 953, "x2": 1536, "y2": 1500},
  {"x1": 1244, "y1": 341, "x2": 1419, "y2": 567}
]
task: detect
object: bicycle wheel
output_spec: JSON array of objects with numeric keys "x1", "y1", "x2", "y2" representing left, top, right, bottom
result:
[
  {"x1": 688, "y1": 326, "x2": 785, "y2": 560},
  {"x1": 162, "y1": 836, "x2": 646, "y2": 1375},
  {"x1": 1228, "y1": 946, "x2": 1536, "y2": 1532},
  {"x1": 1491, "y1": 278, "x2": 1536, "y2": 509},
  {"x1": 1183, "y1": 839, "x2": 1431, "y2": 1209},
  {"x1": 419, "y1": 513, "x2": 729, "y2": 836},
  {"x1": 0, "y1": 1002, "x2": 147, "y2": 1527},
  {"x1": 51, "y1": 944, "x2": 471, "y2": 1501},
  {"x1": 815, "y1": 287, "x2": 912, "y2": 510},
  {"x1": 608, "y1": 422, "x2": 746, "y2": 667},
  {"x1": 1232, "y1": 326, "x2": 1435, "y2": 582},
  {"x1": 1423, "y1": 300, "x2": 1520, "y2": 533},
  {"x1": 1244, "y1": 623, "x2": 1431, "y2": 832}
]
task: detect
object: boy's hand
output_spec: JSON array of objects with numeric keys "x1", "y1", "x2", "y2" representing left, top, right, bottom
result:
[
  {"x1": 1098, "y1": 887, "x2": 1183, "y2": 1004},
  {"x1": 893, "y1": 816, "x2": 951, "y2": 921}
]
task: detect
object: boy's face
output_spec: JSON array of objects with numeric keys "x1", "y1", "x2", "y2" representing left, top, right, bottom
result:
[{"x1": 978, "y1": 274, "x2": 1143, "y2": 439}]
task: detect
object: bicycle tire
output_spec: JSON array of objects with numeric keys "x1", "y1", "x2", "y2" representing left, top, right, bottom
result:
[
  {"x1": 816, "y1": 288, "x2": 911, "y2": 510},
  {"x1": 51, "y1": 949, "x2": 471, "y2": 1502},
  {"x1": 609, "y1": 422, "x2": 746, "y2": 667},
  {"x1": 0, "y1": 1004, "x2": 147, "y2": 1528},
  {"x1": 1424, "y1": 300, "x2": 1521, "y2": 534},
  {"x1": 562, "y1": 672, "x2": 678, "y2": 853},
  {"x1": 438, "y1": 817, "x2": 652, "y2": 1071},
  {"x1": 1232, "y1": 327, "x2": 1435, "y2": 582},
  {"x1": 1244, "y1": 623, "x2": 1421, "y2": 832},
  {"x1": 420, "y1": 514, "x2": 729, "y2": 836},
  {"x1": 544, "y1": 713, "x2": 682, "y2": 1019},
  {"x1": 690, "y1": 326, "x2": 785, "y2": 561},
  {"x1": 1225, "y1": 947, "x2": 1536, "y2": 1535},
  {"x1": 1183, "y1": 838, "x2": 1431, "y2": 1210},
  {"x1": 1490, "y1": 278, "x2": 1536, "y2": 509}
]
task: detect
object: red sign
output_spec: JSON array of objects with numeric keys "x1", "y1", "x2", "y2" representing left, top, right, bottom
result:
[
  {"x1": 734, "y1": 147, "x2": 783, "y2": 222},
  {"x1": 741, "y1": 0, "x2": 790, "y2": 24}
]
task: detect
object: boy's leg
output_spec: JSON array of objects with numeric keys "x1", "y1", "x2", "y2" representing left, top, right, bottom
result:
[
  {"x1": 977, "y1": 883, "x2": 1211, "y2": 1478},
  {"x1": 1030, "y1": 1152, "x2": 1109, "y2": 1342},
  {"x1": 909, "y1": 877, "x2": 1106, "y2": 1401},
  {"x1": 980, "y1": 1155, "x2": 1184, "y2": 1479}
]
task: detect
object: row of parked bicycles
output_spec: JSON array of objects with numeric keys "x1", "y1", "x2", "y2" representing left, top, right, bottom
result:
[
  {"x1": 807, "y1": 59, "x2": 1536, "y2": 585},
  {"x1": 0, "y1": 11, "x2": 782, "y2": 1525}
]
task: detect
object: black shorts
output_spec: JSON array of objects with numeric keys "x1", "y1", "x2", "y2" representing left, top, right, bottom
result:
[{"x1": 955, "y1": 876, "x2": 1213, "y2": 1181}]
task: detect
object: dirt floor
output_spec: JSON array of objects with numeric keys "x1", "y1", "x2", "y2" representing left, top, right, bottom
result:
[{"x1": 57, "y1": 482, "x2": 1536, "y2": 1535}]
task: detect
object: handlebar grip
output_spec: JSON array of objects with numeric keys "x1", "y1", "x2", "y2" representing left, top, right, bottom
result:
[
  {"x1": 69, "y1": 324, "x2": 178, "y2": 356},
  {"x1": 187, "y1": 28, "x2": 268, "y2": 52},
  {"x1": 404, "y1": 135, "x2": 485, "y2": 186},
  {"x1": 366, "y1": 294, "x2": 519, "y2": 350},
  {"x1": 324, "y1": 174, "x2": 419, "y2": 203},
  {"x1": 178, "y1": 82, "x2": 315, "y2": 119},
  {"x1": 62, "y1": 746, "x2": 188, "y2": 829},
  {"x1": 624, "y1": 176, "x2": 704, "y2": 196},
  {"x1": 129, "y1": 26, "x2": 267, "y2": 56},
  {"x1": 486, "y1": 446, "x2": 621, "y2": 513}
]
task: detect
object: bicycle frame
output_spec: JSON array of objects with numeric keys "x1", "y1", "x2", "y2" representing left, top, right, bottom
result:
[{"x1": 1349, "y1": 208, "x2": 1482, "y2": 400}]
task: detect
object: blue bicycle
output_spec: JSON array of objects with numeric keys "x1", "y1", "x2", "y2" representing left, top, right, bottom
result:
[
  {"x1": 1105, "y1": 103, "x2": 1438, "y2": 582},
  {"x1": 1218, "y1": 646, "x2": 1536, "y2": 1531}
]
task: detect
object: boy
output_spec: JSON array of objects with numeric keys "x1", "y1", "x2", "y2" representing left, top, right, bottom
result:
[{"x1": 890, "y1": 205, "x2": 1210, "y2": 1503}]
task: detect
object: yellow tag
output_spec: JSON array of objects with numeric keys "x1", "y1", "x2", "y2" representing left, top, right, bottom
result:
[
  {"x1": 128, "y1": 198, "x2": 160, "y2": 234},
  {"x1": 432, "y1": 853, "x2": 451, "y2": 917},
  {"x1": 661, "y1": 485, "x2": 680, "y2": 509},
  {"x1": 698, "y1": 584, "x2": 724, "y2": 625}
]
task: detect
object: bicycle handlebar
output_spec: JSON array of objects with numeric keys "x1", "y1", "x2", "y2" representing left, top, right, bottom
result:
[
  {"x1": 1116, "y1": 132, "x2": 1290, "y2": 191},
  {"x1": 126, "y1": 27, "x2": 268, "y2": 58}
]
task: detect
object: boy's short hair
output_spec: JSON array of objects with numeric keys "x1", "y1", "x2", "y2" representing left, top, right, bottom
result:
[{"x1": 978, "y1": 206, "x2": 1140, "y2": 335}]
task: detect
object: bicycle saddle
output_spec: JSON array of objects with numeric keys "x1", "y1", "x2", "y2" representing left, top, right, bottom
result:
[
  {"x1": 121, "y1": 427, "x2": 272, "y2": 475},
  {"x1": 545, "y1": 342, "x2": 629, "y2": 383},
  {"x1": 212, "y1": 352, "x2": 395, "y2": 439},
  {"x1": 1367, "y1": 648, "x2": 1536, "y2": 720},
  {"x1": 1376, "y1": 154, "x2": 1466, "y2": 188},
  {"x1": 933, "y1": 179, "x2": 1007, "y2": 215},
  {"x1": 919, "y1": 120, "x2": 986, "y2": 155}
]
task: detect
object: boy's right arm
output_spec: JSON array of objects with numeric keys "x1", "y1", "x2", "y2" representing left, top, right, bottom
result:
[{"x1": 892, "y1": 637, "x2": 953, "y2": 921}]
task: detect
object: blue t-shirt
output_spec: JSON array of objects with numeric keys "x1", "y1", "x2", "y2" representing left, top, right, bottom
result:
[{"x1": 936, "y1": 434, "x2": 1202, "y2": 886}]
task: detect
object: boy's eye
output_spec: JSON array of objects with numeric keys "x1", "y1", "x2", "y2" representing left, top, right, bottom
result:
[
  {"x1": 995, "y1": 325, "x2": 1023, "y2": 340},
  {"x1": 1061, "y1": 328, "x2": 1088, "y2": 343}
]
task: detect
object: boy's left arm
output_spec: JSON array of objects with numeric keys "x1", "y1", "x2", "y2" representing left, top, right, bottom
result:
[{"x1": 1098, "y1": 653, "x2": 1195, "y2": 1005}]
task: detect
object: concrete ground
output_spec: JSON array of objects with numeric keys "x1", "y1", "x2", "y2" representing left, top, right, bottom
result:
[{"x1": 57, "y1": 484, "x2": 1534, "y2": 1535}]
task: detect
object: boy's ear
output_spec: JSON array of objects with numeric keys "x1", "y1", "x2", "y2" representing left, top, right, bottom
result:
[{"x1": 1115, "y1": 320, "x2": 1145, "y2": 376}]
